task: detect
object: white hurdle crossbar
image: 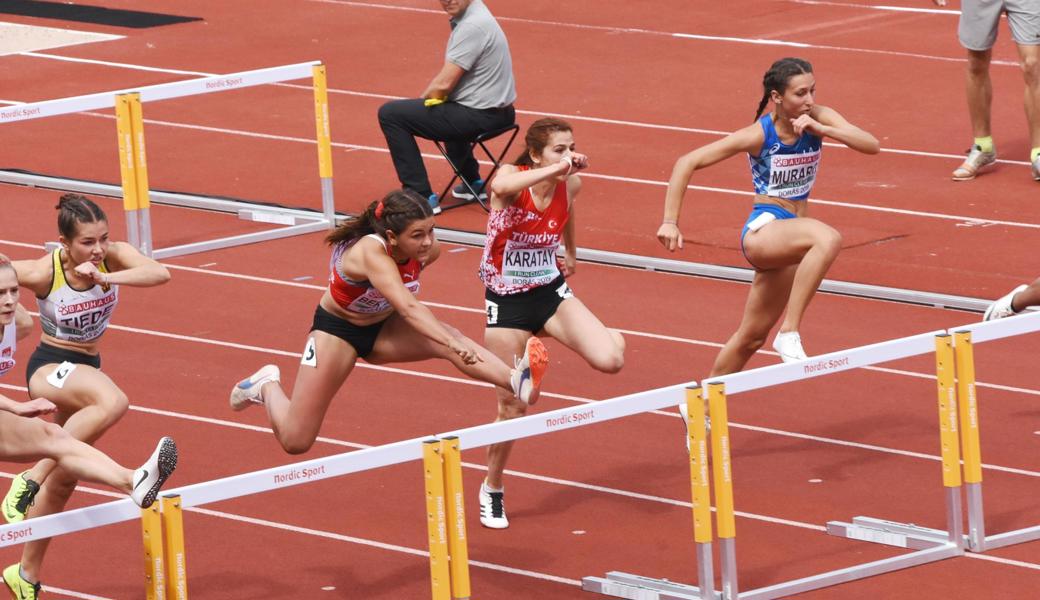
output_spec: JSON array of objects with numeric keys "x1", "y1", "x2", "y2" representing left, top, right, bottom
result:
[
  {"x1": 0, "y1": 61, "x2": 336, "y2": 259},
  {"x1": 0, "y1": 380, "x2": 692, "y2": 549}
]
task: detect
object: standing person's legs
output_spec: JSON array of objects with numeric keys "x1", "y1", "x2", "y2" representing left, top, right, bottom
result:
[
  {"x1": 958, "y1": 0, "x2": 1001, "y2": 138},
  {"x1": 954, "y1": 1, "x2": 1002, "y2": 179},
  {"x1": 966, "y1": 49, "x2": 995, "y2": 140},
  {"x1": 1018, "y1": 44, "x2": 1040, "y2": 149},
  {"x1": 1006, "y1": 0, "x2": 1040, "y2": 164}
]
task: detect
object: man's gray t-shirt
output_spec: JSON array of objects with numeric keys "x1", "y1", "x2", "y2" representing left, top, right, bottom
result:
[{"x1": 446, "y1": 0, "x2": 516, "y2": 109}]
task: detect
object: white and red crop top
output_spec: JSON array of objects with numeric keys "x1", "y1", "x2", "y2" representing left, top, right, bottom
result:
[
  {"x1": 479, "y1": 170, "x2": 570, "y2": 295},
  {"x1": 0, "y1": 323, "x2": 15, "y2": 377},
  {"x1": 328, "y1": 234, "x2": 422, "y2": 314},
  {"x1": 36, "y1": 249, "x2": 118, "y2": 344}
]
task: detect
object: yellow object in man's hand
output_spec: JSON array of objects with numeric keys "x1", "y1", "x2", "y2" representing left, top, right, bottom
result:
[{"x1": 424, "y1": 98, "x2": 445, "y2": 107}]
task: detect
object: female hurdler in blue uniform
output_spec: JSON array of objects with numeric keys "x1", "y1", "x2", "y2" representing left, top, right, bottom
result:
[{"x1": 658, "y1": 57, "x2": 879, "y2": 376}]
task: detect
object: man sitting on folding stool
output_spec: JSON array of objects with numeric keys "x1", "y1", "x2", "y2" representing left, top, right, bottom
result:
[{"x1": 378, "y1": 0, "x2": 516, "y2": 214}]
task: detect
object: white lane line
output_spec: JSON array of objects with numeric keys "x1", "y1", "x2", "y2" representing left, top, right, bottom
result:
[
  {"x1": 791, "y1": 0, "x2": 960, "y2": 15},
  {"x1": 42, "y1": 588, "x2": 112, "y2": 600},
  {"x1": 185, "y1": 506, "x2": 585, "y2": 586},
  {"x1": 967, "y1": 552, "x2": 1040, "y2": 571}
]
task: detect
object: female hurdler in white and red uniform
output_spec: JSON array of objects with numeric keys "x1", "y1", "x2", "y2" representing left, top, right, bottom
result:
[
  {"x1": 231, "y1": 189, "x2": 548, "y2": 455},
  {"x1": 476, "y1": 117, "x2": 626, "y2": 529},
  {"x1": 658, "y1": 57, "x2": 878, "y2": 373}
]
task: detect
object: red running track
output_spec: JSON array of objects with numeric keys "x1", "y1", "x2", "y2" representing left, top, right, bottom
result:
[{"x1": 0, "y1": 1, "x2": 1038, "y2": 598}]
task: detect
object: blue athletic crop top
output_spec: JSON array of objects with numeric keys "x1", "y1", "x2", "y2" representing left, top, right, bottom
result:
[{"x1": 747, "y1": 114, "x2": 822, "y2": 200}]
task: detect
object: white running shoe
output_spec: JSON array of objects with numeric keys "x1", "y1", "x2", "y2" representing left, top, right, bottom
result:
[
  {"x1": 1031, "y1": 155, "x2": 1040, "y2": 181},
  {"x1": 478, "y1": 484, "x2": 509, "y2": 529},
  {"x1": 131, "y1": 437, "x2": 178, "y2": 509},
  {"x1": 952, "y1": 145, "x2": 997, "y2": 181},
  {"x1": 509, "y1": 337, "x2": 548, "y2": 405},
  {"x1": 983, "y1": 284, "x2": 1027, "y2": 321},
  {"x1": 230, "y1": 365, "x2": 280, "y2": 411},
  {"x1": 772, "y1": 331, "x2": 808, "y2": 363}
]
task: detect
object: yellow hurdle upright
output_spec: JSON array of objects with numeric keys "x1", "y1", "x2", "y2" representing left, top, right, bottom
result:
[
  {"x1": 934, "y1": 334, "x2": 965, "y2": 546},
  {"x1": 440, "y1": 437, "x2": 471, "y2": 600},
  {"x1": 707, "y1": 382, "x2": 737, "y2": 599},
  {"x1": 953, "y1": 330, "x2": 985, "y2": 550},
  {"x1": 311, "y1": 64, "x2": 336, "y2": 226},
  {"x1": 162, "y1": 495, "x2": 188, "y2": 600},
  {"x1": 141, "y1": 503, "x2": 165, "y2": 600},
  {"x1": 114, "y1": 92, "x2": 153, "y2": 255},
  {"x1": 686, "y1": 386, "x2": 716, "y2": 598},
  {"x1": 423, "y1": 440, "x2": 451, "y2": 600}
]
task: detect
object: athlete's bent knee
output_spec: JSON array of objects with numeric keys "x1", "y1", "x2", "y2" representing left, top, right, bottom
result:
[
  {"x1": 590, "y1": 349, "x2": 624, "y2": 374},
  {"x1": 96, "y1": 390, "x2": 130, "y2": 421},
  {"x1": 816, "y1": 227, "x2": 842, "y2": 257},
  {"x1": 280, "y1": 435, "x2": 317, "y2": 455}
]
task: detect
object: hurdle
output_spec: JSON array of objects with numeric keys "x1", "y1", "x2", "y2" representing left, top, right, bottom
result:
[
  {"x1": 0, "y1": 61, "x2": 336, "y2": 259},
  {"x1": 0, "y1": 379, "x2": 690, "y2": 598},
  {"x1": 584, "y1": 330, "x2": 966, "y2": 600},
  {"x1": 0, "y1": 322, "x2": 1015, "y2": 598},
  {"x1": 946, "y1": 310, "x2": 1040, "y2": 553}
]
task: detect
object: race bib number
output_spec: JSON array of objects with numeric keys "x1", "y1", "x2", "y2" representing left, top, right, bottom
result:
[
  {"x1": 502, "y1": 241, "x2": 560, "y2": 288},
  {"x1": 485, "y1": 300, "x2": 499, "y2": 326},
  {"x1": 766, "y1": 150, "x2": 821, "y2": 198},
  {"x1": 301, "y1": 337, "x2": 318, "y2": 367},
  {"x1": 46, "y1": 361, "x2": 77, "y2": 389}
]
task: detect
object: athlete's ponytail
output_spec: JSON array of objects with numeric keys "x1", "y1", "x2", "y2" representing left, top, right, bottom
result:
[
  {"x1": 0, "y1": 253, "x2": 12, "y2": 275},
  {"x1": 754, "y1": 58, "x2": 813, "y2": 121},
  {"x1": 326, "y1": 189, "x2": 433, "y2": 246}
]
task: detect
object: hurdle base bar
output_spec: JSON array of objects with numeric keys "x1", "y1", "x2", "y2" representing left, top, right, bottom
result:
[
  {"x1": 980, "y1": 524, "x2": 1040, "y2": 552},
  {"x1": 238, "y1": 208, "x2": 318, "y2": 226},
  {"x1": 735, "y1": 542, "x2": 961, "y2": 600},
  {"x1": 582, "y1": 572, "x2": 717, "y2": 600},
  {"x1": 151, "y1": 219, "x2": 331, "y2": 260},
  {"x1": 827, "y1": 517, "x2": 953, "y2": 550},
  {"x1": 0, "y1": 170, "x2": 334, "y2": 259}
]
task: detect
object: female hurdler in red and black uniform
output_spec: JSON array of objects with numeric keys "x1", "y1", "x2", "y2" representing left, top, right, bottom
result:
[
  {"x1": 231, "y1": 189, "x2": 548, "y2": 454},
  {"x1": 476, "y1": 117, "x2": 626, "y2": 529}
]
